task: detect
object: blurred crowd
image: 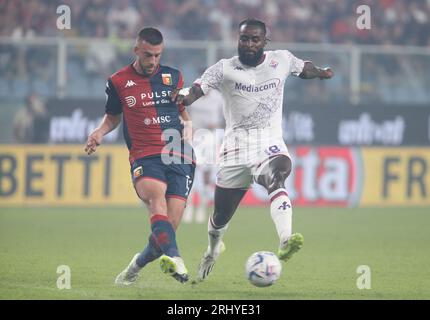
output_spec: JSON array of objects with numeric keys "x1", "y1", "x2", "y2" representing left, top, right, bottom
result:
[
  {"x1": 0, "y1": 0, "x2": 429, "y2": 103},
  {"x1": 12, "y1": 93, "x2": 49, "y2": 143},
  {"x1": 1, "y1": 0, "x2": 429, "y2": 46}
]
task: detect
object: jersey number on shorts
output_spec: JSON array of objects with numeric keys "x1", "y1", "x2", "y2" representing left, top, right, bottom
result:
[{"x1": 185, "y1": 175, "x2": 193, "y2": 196}]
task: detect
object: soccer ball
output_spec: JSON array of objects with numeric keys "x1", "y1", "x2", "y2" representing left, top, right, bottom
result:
[{"x1": 245, "y1": 251, "x2": 282, "y2": 287}]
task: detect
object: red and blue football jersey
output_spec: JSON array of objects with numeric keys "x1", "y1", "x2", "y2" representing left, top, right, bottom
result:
[{"x1": 105, "y1": 63, "x2": 194, "y2": 165}]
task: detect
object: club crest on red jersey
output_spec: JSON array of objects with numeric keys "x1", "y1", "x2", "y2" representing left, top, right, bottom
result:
[{"x1": 162, "y1": 73, "x2": 172, "y2": 85}]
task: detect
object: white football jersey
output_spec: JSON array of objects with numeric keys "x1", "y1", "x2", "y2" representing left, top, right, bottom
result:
[{"x1": 195, "y1": 50, "x2": 304, "y2": 153}]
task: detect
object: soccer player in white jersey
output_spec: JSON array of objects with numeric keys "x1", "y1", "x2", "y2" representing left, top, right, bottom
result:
[
  {"x1": 183, "y1": 89, "x2": 224, "y2": 224},
  {"x1": 174, "y1": 19, "x2": 333, "y2": 281}
]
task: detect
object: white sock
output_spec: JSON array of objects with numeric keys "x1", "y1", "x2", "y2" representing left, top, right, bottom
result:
[
  {"x1": 269, "y1": 188, "x2": 292, "y2": 245},
  {"x1": 207, "y1": 216, "x2": 228, "y2": 257}
]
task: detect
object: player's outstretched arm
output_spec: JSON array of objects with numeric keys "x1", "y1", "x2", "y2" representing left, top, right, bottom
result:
[
  {"x1": 85, "y1": 114, "x2": 121, "y2": 155},
  {"x1": 172, "y1": 85, "x2": 205, "y2": 107},
  {"x1": 299, "y1": 61, "x2": 334, "y2": 80}
]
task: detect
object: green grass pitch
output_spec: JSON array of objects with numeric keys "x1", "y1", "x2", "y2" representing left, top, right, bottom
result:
[{"x1": 1, "y1": 206, "x2": 429, "y2": 299}]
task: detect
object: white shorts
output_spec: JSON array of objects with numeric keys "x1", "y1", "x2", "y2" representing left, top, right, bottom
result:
[{"x1": 216, "y1": 139, "x2": 291, "y2": 189}]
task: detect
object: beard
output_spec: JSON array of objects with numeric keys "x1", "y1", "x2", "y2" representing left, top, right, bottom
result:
[
  {"x1": 238, "y1": 47, "x2": 264, "y2": 66},
  {"x1": 139, "y1": 60, "x2": 155, "y2": 76}
]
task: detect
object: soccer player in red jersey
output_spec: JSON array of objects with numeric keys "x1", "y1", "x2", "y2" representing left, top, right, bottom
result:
[{"x1": 85, "y1": 27, "x2": 195, "y2": 284}]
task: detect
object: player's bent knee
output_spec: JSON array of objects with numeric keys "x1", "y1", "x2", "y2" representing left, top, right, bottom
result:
[
  {"x1": 139, "y1": 196, "x2": 168, "y2": 215},
  {"x1": 256, "y1": 155, "x2": 292, "y2": 193}
]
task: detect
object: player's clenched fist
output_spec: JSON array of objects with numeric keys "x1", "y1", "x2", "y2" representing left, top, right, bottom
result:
[
  {"x1": 85, "y1": 129, "x2": 103, "y2": 155},
  {"x1": 171, "y1": 87, "x2": 190, "y2": 106},
  {"x1": 320, "y1": 67, "x2": 334, "y2": 79}
]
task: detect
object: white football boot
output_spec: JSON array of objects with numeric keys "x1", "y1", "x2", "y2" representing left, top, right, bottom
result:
[
  {"x1": 196, "y1": 241, "x2": 226, "y2": 282},
  {"x1": 114, "y1": 253, "x2": 140, "y2": 286}
]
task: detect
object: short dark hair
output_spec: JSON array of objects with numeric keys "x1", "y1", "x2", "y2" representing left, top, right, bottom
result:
[
  {"x1": 137, "y1": 27, "x2": 163, "y2": 45},
  {"x1": 238, "y1": 18, "x2": 266, "y2": 35}
]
